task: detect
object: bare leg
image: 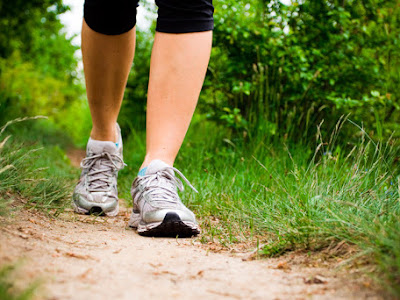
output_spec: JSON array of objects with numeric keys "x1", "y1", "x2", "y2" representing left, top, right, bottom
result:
[
  {"x1": 81, "y1": 20, "x2": 136, "y2": 142},
  {"x1": 141, "y1": 31, "x2": 212, "y2": 169}
]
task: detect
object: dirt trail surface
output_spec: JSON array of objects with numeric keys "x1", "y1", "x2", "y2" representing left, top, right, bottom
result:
[{"x1": 0, "y1": 203, "x2": 381, "y2": 300}]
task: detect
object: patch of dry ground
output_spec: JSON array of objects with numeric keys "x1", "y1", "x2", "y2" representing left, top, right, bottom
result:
[{"x1": 0, "y1": 203, "x2": 382, "y2": 300}]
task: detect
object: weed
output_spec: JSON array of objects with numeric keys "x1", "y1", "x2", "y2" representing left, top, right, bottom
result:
[{"x1": 0, "y1": 118, "x2": 78, "y2": 214}]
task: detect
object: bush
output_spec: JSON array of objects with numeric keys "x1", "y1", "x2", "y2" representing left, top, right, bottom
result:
[{"x1": 200, "y1": 0, "x2": 400, "y2": 142}]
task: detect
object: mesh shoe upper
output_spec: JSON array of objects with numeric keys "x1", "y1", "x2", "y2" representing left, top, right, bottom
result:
[
  {"x1": 130, "y1": 160, "x2": 198, "y2": 227},
  {"x1": 73, "y1": 125, "x2": 124, "y2": 215}
]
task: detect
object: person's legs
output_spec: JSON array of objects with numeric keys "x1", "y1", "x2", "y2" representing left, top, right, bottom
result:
[
  {"x1": 129, "y1": 0, "x2": 214, "y2": 236},
  {"x1": 82, "y1": 20, "x2": 135, "y2": 142},
  {"x1": 73, "y1": 1, "x2": 138, "y2": 216},
  {"x1": 140, "y1": 31, "x2": 212, "y2": 169}
]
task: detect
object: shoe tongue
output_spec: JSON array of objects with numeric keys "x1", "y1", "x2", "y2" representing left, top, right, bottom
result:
[
  {"x1": 87, "y1": 138, "x2": 118, "y2": 155},
  {"x1": 144, "y1": 160, "x2": 173, "y2": 176}
]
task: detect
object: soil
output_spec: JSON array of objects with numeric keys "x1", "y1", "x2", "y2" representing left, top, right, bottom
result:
[
  {"x1": 0, "y1": 203, "x2": 382, "y2": 300},
  {"x1": 0, "y1": 149, "x2": 383, "y2": 299}
]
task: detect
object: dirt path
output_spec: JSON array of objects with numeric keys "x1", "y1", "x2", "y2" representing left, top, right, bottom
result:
[{"x1": 0, "y1": 202, "x2": 381, "y2": 300}]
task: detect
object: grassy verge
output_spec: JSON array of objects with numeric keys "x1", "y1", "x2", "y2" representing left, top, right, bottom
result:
[
  {"x1": 120, "y1": 116, "x2": 400, "y2": 297},
  {"x1": 0, "y1": 118, "x2": 81, "y2": 300},
  {"x1": 0, "y1": 118, "x2": 78, "y2": 214},
  {"x1": 1, "y1": 116, "x2": 399, "y2": 297}
]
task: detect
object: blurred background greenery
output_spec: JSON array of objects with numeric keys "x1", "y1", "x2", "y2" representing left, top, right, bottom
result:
[
  {"x1": 1, "y1": 0, "x2": 399, "y2": 145},
  {"x1": 1, "y1": 0, "x2": 400, "y2": 297}
]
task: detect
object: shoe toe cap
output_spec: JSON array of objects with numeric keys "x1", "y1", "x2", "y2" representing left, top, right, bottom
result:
[
  {"x1": 73, "y1": 192, "x2": 117, "y2": 211},
  {"x1": 143, "y1": 208, "x2": 196, "y2": 224}
]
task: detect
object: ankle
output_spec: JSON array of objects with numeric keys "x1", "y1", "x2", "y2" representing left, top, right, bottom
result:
[
  {"x1": 90, "y1": 126, "x2": 117, "y2": 142},
  {"x1": 139, "y1": 155, "x2": 174, "y2": 171}
]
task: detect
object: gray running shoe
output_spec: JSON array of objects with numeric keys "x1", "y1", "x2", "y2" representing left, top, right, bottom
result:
[
  {"x1": 129, "y1": 160, "x2": 200, "y2": 237},
  {"x1": 72, "y1": 124, "x2": 124, "y2": 216}
]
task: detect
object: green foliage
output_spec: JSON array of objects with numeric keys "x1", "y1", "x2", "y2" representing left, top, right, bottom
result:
[
  {"x1": 0, "y1": 0, "x2": 78, "y2": 80},
  {"x1": 200, "y1": 0, "x2": 400, "y2": 142},
  {"x1": 0, "y1": 0, "x2": 87, "y2": 146},
  {"x1": 0, "y1": 1, "x2": 67, "y2": 58},
  {"x1": 0, "y1": 55, "x2": 89, "y2": 146},
  {"x1": 0, "y1": 54, "x2": 78, "y2": 117},
  {"x1": 0, "y1": 118, "x2": 78, "y2": 214}
]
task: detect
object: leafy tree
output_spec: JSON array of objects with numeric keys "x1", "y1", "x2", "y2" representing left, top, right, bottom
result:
[
  {"x1": 201, "y1": 0, "x2": 400, "y2": 142},
  {"x1": 0, "y1": 0, "x2": 84, "y2": 142}
]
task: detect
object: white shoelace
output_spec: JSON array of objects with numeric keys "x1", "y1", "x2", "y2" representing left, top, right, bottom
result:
[
  {"x1": 138, "y1": 167, "x2": 198, "y2": 205},
  {"x1": 81, "y1": 152, "x2": 125, "y2": 193}
]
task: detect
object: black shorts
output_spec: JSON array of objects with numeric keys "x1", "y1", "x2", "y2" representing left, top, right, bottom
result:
[{"x1": 84, "y1": 0, "x2": 214, "y2": 35}]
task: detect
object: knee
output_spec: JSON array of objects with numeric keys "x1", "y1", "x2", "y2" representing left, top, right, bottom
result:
[
  {"x1": 155, "y1": 0, "x2": 214, "y2": 34},
  {"x1": 84, "y1": 0, "x2": 139, "y2": 35}
]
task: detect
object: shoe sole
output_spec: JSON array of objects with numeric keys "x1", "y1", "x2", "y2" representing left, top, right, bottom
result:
[
  {"x1": 72, "y1": 201, "x2": 119, "y2": 217},
  {"x1": 133, "y1": 212, "x2": 200, "y2": 238}
]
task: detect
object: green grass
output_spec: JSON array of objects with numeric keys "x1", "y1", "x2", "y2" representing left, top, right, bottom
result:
[
  {"x1": 1, "y1": 116, "x2": 399, "y2": 297},
  {"x1": 120, "y1": 115, "x2": 400, "y2": 297},
  {"x1": 0, "y1": 118, "x2": 79, "y2": 214}
]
